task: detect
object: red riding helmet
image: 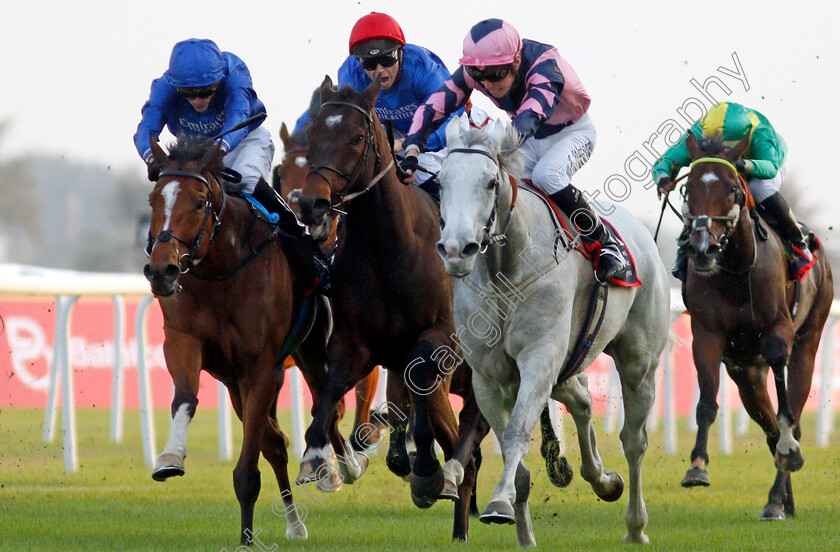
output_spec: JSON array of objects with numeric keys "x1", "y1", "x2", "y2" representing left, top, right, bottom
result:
[{"x1": 349, "y1": 12, "x2": 406, "y2": 57}]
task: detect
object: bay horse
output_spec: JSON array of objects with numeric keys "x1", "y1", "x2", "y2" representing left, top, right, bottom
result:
[
  {"x1": 143, "y1": 134, "x2": 341, "y2": 544},
  {"x1": 436, "y1": 118, "x2": 671, "y2": 546},
  {"x1": 294, "y1": 76, "x2": 488, "y2": 541},
  {"x1": 274, "y1": 120, "x2": 383, "y2": 448},
  {"x1": 678, "y1": 133, "x2": 833, "y2": 519}
]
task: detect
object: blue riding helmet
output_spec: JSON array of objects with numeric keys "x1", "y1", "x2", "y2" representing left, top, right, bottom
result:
[{"x1": 166, "y1": 38, "x2": 226, "y2": 88}]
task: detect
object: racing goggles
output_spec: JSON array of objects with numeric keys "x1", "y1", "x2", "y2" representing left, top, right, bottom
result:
[
  {"x1": 176, "y1": 84, "x2": 220, "y2": 99},
  {"x1": 466, "y1": 65, "x2": 512, "y2": 83},
  {"x1": 358, "y1": 50, "x2": 400, "y2": 71}
]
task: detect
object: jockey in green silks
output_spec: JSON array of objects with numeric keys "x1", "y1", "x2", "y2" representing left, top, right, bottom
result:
[{"x1": 654, "y1": 102, "x2": 813, "y2": 281}]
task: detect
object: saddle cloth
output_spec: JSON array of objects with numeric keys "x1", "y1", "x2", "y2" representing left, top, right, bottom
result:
[{"x1": 521, "y1": 181, "x2": 641, "y2": 287}]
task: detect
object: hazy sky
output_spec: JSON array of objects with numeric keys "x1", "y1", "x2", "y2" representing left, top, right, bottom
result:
[{"x1": 2, "y1": 0, "x2": 838, "y2": 237}]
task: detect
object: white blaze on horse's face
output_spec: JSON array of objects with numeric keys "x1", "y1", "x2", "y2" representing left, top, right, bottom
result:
[
  {"x1": 437, "y1": 119, "x2": 500, "y2": 277},
  {"x1": 325, "y1": 114, "x2": 343, "y2": 128},
  {"x1": 161, "y1": 181, "x2": 181, "y2": 230}
]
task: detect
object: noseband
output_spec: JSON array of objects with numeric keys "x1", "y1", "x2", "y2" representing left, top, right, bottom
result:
[
  {"x1": 448, "y1": 147, "x2": 518, "y2": 253},
  {"x1": 307, "y1": 100, "x2": 395, "y2": 210},
  {"x1": 146, "y1": 169, "x2": 227, "y2": 272}
]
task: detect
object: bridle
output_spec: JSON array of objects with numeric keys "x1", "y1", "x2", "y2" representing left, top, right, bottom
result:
[
  {"x1": 681, "y1": 157, "x2": 753, "y2": 267},
  {"x1": 306, "y1": 100, "x2": 394, "y2": 210},
  {"x1": 447, "y1": 147, "x2": 518, "y2": 254},
  {"x1": 146, "y1": 169, "x2": 227, "y2": 273}
]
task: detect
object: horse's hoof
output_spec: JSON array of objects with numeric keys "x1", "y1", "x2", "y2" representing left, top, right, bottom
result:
[
  {"x1": 411, "y1": 492, "x2": 437, "y2": 509},
  {"x1": 385, "y1": 446, "x2": 411, "y2": 479},
  {"x1": 296, "y1": 456, "x2": 327, "y2": 485},
  {"x1": 681, "y1": 466, "x2": 710, "y2": 487},
  {"x1": 479, "y1": 499, "x2": 516, "y2": 525},
  {"x1": 152, "y1": 453, "x2": 184, "y2": 482},
  {"x1": 760, "y1": 502, "x2": 786, "y2": 521},
  {"x1": 316, "y1": 466, "x2": 343, "y2": 493},
  {"x1": 439, "y1": 479, "x2": 459, "y2": 501},
  {"x1": 595, "y1": 471, "x2": 624, "y2": 502},
  {"x1": 409, "y1": 467, "x2": 445, "y2": 507},
  {"x1": 337, "y1": 450, "x2": 370, "y2": 484},
  {"x1": 775, "y1": 449, "x2": 805, "y2": 473},
  {"x1": 622, "y1": 532, "x2": 650, "y2": 545},
  {"x1": 546, "y1": 455, "x2": 574, "y2": 488},
  {"x1": 285, "y1": 522, "x2": 309, "y2": 540}
]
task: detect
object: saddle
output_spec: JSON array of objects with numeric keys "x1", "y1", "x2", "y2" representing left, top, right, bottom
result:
[{"x1": 521, "y1": 181, "x2": 641, "y2": 287}]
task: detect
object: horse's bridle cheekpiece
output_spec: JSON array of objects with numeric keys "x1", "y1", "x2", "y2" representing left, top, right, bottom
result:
[
  {"x1": 306, "y1": 101, "x2": 394, "y2": 210},
  {"x1": 147, "y1": 169, "x2": 227, "y2": 272}
]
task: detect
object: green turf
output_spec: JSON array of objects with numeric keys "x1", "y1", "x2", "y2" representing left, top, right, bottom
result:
[{"x1": 0, "y1": 407, "x2": 838, "y2": 551}]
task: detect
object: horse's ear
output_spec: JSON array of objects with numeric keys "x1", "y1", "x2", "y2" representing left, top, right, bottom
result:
[
  {"x1": 489, "y1": 118, "x2": 509, "y2": 146},
  {"x1": 725, "y1": 135, "x2": 750, "y2": 163},
  {"x1": 445, "y1": 116, "x2": 464, "y2": 148},
  {"x1": 200, "y1": 141, "x2": 224, "y2": 170},
  {"x1": 361, "y1": 76, "x2": 381, "y2": 110},
  {"x1": 685, "y1": 132, "x2": 701, "y2": 161},
  {"x1": 149, "y1": 132, "x2": 168, "y2": 167},
  {"x1": 279, "y1": 122, "x2": 291, "y2": 149},
  {"x1": 320, "y1": 76, "x2": 336, "y2": 103}
]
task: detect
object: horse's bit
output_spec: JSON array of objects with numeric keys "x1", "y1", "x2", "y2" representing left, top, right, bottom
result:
[
  {"x1": 146, "y1": 169, "x2": 227, "y2": 273},
  {"x1": 447, "y1": 147, "x2": 518, "y2": 254},
  {"x1": 307, "y1": 101, "x2": 394, "y2": 210}
]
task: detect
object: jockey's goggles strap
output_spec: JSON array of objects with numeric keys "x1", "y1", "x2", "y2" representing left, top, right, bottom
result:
[{"x1": 689, "y1": 157, "x2": 739, "y2": 177}]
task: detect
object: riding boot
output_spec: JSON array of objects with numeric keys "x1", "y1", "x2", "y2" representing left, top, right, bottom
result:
[
  {"x1": 756, "y1": 192, "x2": 814, "y2": 262},
  {"x1": 548, "y1": 185, "x2": 627, "y2": 282},
  {"x1": 672, "y1": 225, "x2": 690, "y2": 282},
  {"x1": 251, "y1": 178, "x2": 332, "y2": 295}
]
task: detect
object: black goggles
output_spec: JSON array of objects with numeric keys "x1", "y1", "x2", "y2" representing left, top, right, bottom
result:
[
  {"x1": 358, "y1": 50, "x2": 400, "y2": 71},
  {"x1": 466, "y1": 65, "x2": 512, "y2": 83},
  {"x1": 176, "y1": 85, "x2": 219, "y2": 99}
]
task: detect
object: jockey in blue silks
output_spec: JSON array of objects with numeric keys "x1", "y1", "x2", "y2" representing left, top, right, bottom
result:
[
  {"x1": 134, "y1": 38, "x2": 330, "y2": 294},
  {"x1": 337, "y1": 12, "x2": 465, "y2": 198}
]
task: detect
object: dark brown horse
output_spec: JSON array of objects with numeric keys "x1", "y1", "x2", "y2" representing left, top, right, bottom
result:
[
  {"x1": 678, "y1": 132, "x2": 833, "y2": 519},
  {"x1": 274, "y1": 121, "x2": 382, "y2": 447},
  {"x1": 294, "y1": 76, "x2": 488, "y2": 540},
  {"x1": 143, "y1": 134, "x2": 341, "y2": 544}
]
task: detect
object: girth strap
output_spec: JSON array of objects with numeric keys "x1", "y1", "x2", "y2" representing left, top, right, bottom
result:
[{"x1": 555, "y1": 281, "x2": 609, "y2": 386}]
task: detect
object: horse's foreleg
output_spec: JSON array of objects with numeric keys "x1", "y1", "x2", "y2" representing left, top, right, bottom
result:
[
  {"x1": 153, "y1": 333, "x2": 201, "y2": 482},
  {"x1": 617, "y1": 362, "x2": 656, "y2": 545},
  {"x1": 482, "y1": 348, "x2": 553, "y2": 528},
  {"x1": 762, "y1": 331, "x2": 804, "y2": 472},
  {"x1": 683, "y1": 325, "x2": 725, "y2": 487},
  {"x1": 554, "y1": 374, "x2": 623, "y2": 502},
  {"x1": 260, "y1": 411, "x2": 308, "y2": 540},
  {"x1": 233, "y1": 377, "x2": 273, "y2": 545}
]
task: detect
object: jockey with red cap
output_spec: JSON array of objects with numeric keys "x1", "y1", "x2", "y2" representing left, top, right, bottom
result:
[
  {"x1": 337, "y1": 12, "x2": 470, "y2": 198},
  {"x1": 134, "y1": 38, "x2": 330, "y2": 294},
  {"x1": 404, "y1": 19, "x2": 627, "y2": 283}
]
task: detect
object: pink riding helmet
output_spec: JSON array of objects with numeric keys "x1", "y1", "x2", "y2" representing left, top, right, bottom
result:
[{"x1": 459, "y1": 18, "x2": 522, "y2": 68}]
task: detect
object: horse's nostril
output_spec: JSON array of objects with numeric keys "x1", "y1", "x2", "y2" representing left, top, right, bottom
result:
[
  {"x1": 163, "y1": 264, "x2": 180, "y2": 281},
  {"x1": 462, "y1": 242, "x2": 480, "y2": 258},
  {"x1": 436, "y1": 242, "x2": 447, "y2": 257},
  {"x1": 707, "y1": 244, "x2": 721, "y2": 255},
  {"x1": 143, "y1": 264, "x2": 153, "y2": 281}
]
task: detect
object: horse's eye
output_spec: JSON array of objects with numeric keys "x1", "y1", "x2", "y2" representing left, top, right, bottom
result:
[
  {"x1": 350, "y1": 134, "x2": 364, "y2": 146},
  {"x1": 487, "y1": 178, "x2": 499, "y2": 190},
  {"x1": 196, "y1": 199, "x2": 207, "y2": 211}
]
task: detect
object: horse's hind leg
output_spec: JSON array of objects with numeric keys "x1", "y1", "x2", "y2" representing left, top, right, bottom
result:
[
  {"x1": 553, "y1": 374, "x2": 623, "y2": 502},
  {"x1": 616, "y1": 361, "x2": 657, "y2": 544},
  {"x1": 539, "y1": 404, "x2": 573, "y2": 488},
  {"x1": 259, "y1": 402, "x2": 308, "y2": 540},
  {"x1": 350, "y1": 369, "x2": 383, "y2": 453},
  {"x1": 153, "y1": 335, "x2": 201, "y2": 482},
  {"x1": 384, "y1": 372, "x2": 413, "y2": 479}
]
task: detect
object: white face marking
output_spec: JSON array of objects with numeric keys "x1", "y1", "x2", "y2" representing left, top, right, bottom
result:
[
  {"x1": 325, "y1": 114, "x2": 343, "y2": 128},
  {"x1": 161, "y1": 181, "x2": 181, "y2": 230},
  {"x1": 700, "y1": 173, "x2": 719, "y2": 185},
  {"x1": 294, "y1": 156, "x2": 307, "y2": 167}
]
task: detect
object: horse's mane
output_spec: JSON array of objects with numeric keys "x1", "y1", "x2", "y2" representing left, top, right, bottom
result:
[
  {"x1": 697, "y1": 133, "x2": 727, "y2": 156},
  {"x1": 167, "y1": 134, "x2": 225, "y2": 173},
  {"x1": 458, "y1": 124, "x2": 523, "y2": 175}
]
